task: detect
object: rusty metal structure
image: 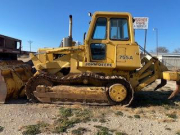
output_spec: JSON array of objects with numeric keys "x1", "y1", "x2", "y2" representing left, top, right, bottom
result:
[{"x1": 0, "y1": 34, "x2": 22, "y2": 60}]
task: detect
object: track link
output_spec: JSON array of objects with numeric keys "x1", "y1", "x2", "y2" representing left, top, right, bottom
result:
[{"x1": 25, "y1": 72, "x2": 134, "y2": 106}]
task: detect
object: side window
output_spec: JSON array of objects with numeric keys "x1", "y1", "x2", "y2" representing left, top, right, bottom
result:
[
  {"x1": 92, "y1": 18, "x2": 107, "y2": 40},
  {"x1": 110, "y1": 18, "x2": 129, "y2": 40},
  {"x1": 90, "y1": 43, "x2": 106, "y2": 60}
]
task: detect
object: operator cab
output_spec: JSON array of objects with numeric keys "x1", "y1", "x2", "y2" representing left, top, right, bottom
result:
[{"x1": 85, "y1": 12, "x2": 141, "y2": 70}]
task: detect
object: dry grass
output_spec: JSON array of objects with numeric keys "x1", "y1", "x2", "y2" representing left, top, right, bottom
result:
[
  {"x1": 20, "y1": 105, "x2": 131, "y2": 134},
  {"x1": 115, "y1": 111, "x2": 124, "y2": 116},
  {"x1": 94, "y1": 125, "x2": 127, "y2": 135},
  {"x1": 53, "y1": 107, "x2": 92, "y2": 133},
  {"x1": 71, "y1": 127, "x2": 88, "y2": 135},
  {"x1": 165, "y1": 127, "x2": 171, "y2": 131},
  {"x1": 20, "y1": 102, "x2": 180, "y2": 134},
  {"x1": 166, "y1": 113, "x2": 178, "y2": 119},
  {"x1": 94, "y1": 125, "x2": 112, "y2": 135},
  {"x1": 176, "y1": 130, "x2": 180, "y2": 135},
  {"x1": 158, "y1": 118, "x2": 176, "y2": 123},
  {"x1": 133, "y1": 108, "x2": 144, "y2": 114},
  {"x1": 0, "y1": 126, "x2": 4, "y2": 133},
  {"x1": 22, "y1": 121, "x2": 49, "y2": 135},
  {"x1": 21, "y1": 107, "x2": 93, "y2": 134},
  {"x1": 134, "y1": 115, "x2": 141, "y2": 119},
  {"x1": 115, "y1": 132, "x2": 128, "y2": 135}
]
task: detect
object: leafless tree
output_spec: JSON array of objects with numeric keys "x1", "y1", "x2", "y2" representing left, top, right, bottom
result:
[
  {"x1": 150, "y1": 50, "x2": 154, "y2": 53},
  {"x1": 156, "y1": 46, "x2": 169, "y2": 53},
  {"x1": 173, "y1": 48, "x2": 180, "y2": 53}
]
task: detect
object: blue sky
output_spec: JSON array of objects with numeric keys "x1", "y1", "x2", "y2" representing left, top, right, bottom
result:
[{"x1": 0, "y1": 0, "x2": 179, "y2": 52}]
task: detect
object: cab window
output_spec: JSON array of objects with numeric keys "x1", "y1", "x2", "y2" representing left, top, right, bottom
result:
[
  {"x1": 92, "y1": 18, "x2": 107, "y2": 40},
  {"x1": 110, "y1": 18, "x2": 129, "y2": 40},
  {"x1": 90, "y1": 43, "x2": 106, "y2": 60}
]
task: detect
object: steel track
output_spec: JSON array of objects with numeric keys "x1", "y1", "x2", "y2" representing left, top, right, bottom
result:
[{"x1": 25, "y1": 72, "x2": 134, "y2": 106}]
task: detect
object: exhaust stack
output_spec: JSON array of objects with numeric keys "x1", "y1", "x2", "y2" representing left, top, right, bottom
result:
[
  {"x1": 62, "y1": 15, "x2": 73, "y2": 47},
  {"x1": 69, "y1": 15, "x2": 72, "y2": 38}
]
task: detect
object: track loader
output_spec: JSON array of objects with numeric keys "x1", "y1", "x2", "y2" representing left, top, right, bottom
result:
[
  {"x1": 26, "y1": 12, "x2": 180, "y2": 106},
  {"x1": 0, "y1": 35, "x2": 33, "y2": 103}
]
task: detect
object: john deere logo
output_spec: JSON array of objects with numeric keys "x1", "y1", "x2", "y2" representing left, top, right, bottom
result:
[{"x1": 85, "y1": 62, "x2": 112, "y2": 67}]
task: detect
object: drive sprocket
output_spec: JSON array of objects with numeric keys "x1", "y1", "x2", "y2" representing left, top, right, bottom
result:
[{"x1": 25, "y1": 75, "x2": 53, "y2": 102}]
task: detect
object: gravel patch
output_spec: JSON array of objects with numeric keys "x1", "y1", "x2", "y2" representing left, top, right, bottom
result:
[{"x1": 0, "y1": 80, "x2": 180, "y2": 135}]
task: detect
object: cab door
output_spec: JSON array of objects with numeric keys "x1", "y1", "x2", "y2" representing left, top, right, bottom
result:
[
  {"x1": 89, "y1": 17, "x2": 107, "y2": 63},
  {"x1": 109, "y1": 18, "x2": 129, "y2": 63},
  {"x1": 108, "y1": 17, "x2": 141, "y2": 70}
]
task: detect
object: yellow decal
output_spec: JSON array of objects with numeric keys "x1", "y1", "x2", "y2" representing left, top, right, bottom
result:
[{"x1": 119, "y1": 55, "x2": 133, "y2": 60}]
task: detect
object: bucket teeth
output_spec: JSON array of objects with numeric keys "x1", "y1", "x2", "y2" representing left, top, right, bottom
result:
[{"x1": 168, "y1": 81, "x2": 180, "y2": 99}]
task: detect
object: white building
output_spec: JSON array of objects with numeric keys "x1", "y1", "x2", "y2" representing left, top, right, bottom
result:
[{"x1": 147, "y1": 53, "x2": 180, "y2": 70}]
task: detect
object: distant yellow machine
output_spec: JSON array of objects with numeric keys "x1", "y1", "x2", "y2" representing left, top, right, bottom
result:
[
  {"x1": 0, "y1": 35, "x2": 33, "y2": 103},
  {"x1": 0, "y1": 61, "x2": 32, "y2": 103},
  {"x1": 26, "y1": 12, "x2": 180, "y2": 106}
]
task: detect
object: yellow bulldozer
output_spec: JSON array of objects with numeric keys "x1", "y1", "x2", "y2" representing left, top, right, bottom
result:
[
  {"x1": 0, "y1": 35, "x2": 33, "y2": 103},
  {"x1": 26, "y1": 12, "x2": 180, "y2": 106}
]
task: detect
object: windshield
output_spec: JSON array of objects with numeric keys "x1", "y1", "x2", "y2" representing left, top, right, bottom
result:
[
  {"x1": 92, "y1": 18, "x2": 107, "y2": 40},
  {"x1": 110, "y1": 18, "x2": 129, "y2": 40}
]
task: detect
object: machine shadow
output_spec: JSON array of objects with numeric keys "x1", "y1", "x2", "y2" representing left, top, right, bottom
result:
[
  {"x1": 5, "y1": 98, "x2": 29, "y2": 104},
  {"x1": 131, "y1": 90, "x2": 180, "y2": 108},
  {"x1": 5, "y1": 90, "x2": 180, "y2": 107}
]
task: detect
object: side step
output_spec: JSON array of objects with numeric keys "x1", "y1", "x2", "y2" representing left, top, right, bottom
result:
[{"x1": 34, "y1": 85, "x2": 109, "y2": 105}]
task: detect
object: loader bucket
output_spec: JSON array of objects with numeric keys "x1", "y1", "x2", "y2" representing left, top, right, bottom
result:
[{"x1": 0, "y1": 60, "x2": 33, "y2": 103}]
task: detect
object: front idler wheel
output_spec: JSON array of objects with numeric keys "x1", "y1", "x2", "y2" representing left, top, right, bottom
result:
[
  {"x1": 109, "y1": 84, "x2": 127, "y2": 102},
  {"x1": 107, "y1": 81, "x2": 134, "y2": 106}
]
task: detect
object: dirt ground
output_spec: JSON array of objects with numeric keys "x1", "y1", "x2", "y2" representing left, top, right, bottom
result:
[{"x1": 0, "y1": 80, "x2": 180, "y2": 135}]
